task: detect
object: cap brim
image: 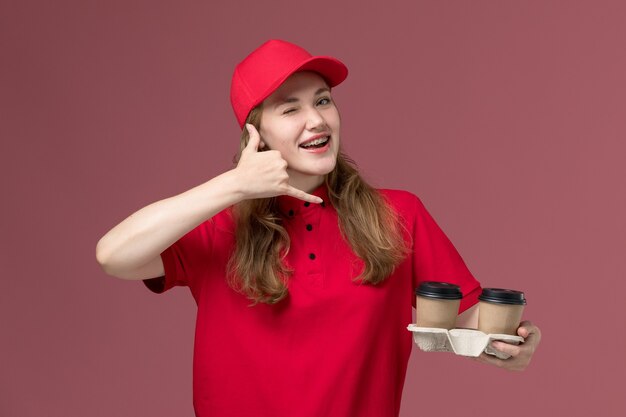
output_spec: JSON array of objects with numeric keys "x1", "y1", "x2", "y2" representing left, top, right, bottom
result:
[
  {"x1": 297, "y1": 56, "x2": 349, "y2": 88},
  {"x1": 252, "y1": 56, "x2": 348, "y2": 113}
]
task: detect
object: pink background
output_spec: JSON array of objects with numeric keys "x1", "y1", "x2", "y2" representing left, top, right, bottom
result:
[{"x1": 2, "y1": 1, "x2": 625, "y2": 416}]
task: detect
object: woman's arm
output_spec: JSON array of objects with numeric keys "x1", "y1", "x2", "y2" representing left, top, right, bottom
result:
[
  {"x1": 95, "y1": 169, "x2": 246, "y2": 280},
  {"x1": 96, "y1": 126, "x2": 322, "y2": 281}
]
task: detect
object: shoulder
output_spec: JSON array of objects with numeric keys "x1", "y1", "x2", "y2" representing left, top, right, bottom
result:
[
  {"x1": 377, "y1": 188, "x2": 425, "y2": 214},
  {"x1": 182, "y1": 206, "x2": 236, "y2": 241},
  {"x1": 210, "y1": 206, "x2": 237, "y2": 234}
]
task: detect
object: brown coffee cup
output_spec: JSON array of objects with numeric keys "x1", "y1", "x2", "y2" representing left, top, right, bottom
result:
[
  {"x1": 415, "y1": 282, "x2": 462, "y2": 329},
  {"x1": 477, "y1": 288, "x2": 526, "y2": 335}
]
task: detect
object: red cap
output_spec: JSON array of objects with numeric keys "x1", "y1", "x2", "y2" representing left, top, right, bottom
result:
[{"x1": 230, "y1": 39, "x2": 348, "y2": 129}]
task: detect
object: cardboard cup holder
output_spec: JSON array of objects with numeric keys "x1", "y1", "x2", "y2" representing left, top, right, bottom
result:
[{"x1": 406, "y1": 324, "x2": 524, "y2": 359}]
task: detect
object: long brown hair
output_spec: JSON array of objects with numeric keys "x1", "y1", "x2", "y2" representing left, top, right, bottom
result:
[{"x1": 227, "y1": 105, "x2": 411, "y2": 305}]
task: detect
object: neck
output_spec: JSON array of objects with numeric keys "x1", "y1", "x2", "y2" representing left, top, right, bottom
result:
[{"x1": 287, "y1": 171, "x2": 325, "y2": 194}]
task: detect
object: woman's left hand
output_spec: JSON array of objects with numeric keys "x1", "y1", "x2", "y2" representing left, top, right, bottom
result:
[{"x1": 471, "y1": 320, "x2": 542, "y2": 371}]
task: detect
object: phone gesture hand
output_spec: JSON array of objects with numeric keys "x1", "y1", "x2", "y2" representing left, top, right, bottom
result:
[{"x1": 235, "y1": 124, "x2": 323, "y2": 204}]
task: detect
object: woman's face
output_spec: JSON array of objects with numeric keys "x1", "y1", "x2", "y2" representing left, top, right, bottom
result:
[{"x1": 260, "y1": 71, "x2": 341, "y2": 193}]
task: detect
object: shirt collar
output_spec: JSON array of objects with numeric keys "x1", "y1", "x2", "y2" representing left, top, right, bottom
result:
[{"x1": 276, "y1": 183, "x2": 330, "y2": 218}]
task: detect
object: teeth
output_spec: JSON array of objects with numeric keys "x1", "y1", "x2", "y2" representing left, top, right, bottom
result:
[{"x1": 301, "y1": 136, "x2": 329, "y2": 147}]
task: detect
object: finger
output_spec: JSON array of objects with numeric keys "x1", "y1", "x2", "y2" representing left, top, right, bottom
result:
[
  {"x1": 471, "y1": 352, "x2": 505, "y2": 368},
  {"x1": 517, "y1": 321, "x2": 538, "y2": 339},
  {"x1": 285, "y1": 186, "x2": 324, "y2": 204},
  {"x1": 474, "y1": 351, "x2": 528, "y2": 372},
  {"x1": 518, "y1": 325, "x2": 541, "y2": 351},
  {"x1": 517, "y1": 326, "x2": 529, "y2": 338},
  {"x1": 490, "y1": 341, "x2": 522, "y2": 358},
  {"x1": 244, "y1": 124, "x2": 260, "y2": 152}
]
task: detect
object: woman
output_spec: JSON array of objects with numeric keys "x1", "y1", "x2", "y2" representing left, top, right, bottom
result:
[{"x1": 96, "y1": 39, "x2": 541, "y2": 417}]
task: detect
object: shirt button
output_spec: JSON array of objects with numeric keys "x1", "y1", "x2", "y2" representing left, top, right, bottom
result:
[
  {"x1": 304, "y1": 202, "x2": 310, "y2": 207},
  {"x1": 309, "y1": 253, "x2": 316, "y2": 260},
  {"x1": 306, "y1": 224, "x2": 313, "y2": 231},
  {"x1": 288, "y1": 209, "x2": 294, "y2": 216}
]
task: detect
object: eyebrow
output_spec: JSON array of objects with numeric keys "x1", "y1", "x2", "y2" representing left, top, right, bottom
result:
[{"x1": 272, "y1": 87, "x2": 331, "y2": 109}]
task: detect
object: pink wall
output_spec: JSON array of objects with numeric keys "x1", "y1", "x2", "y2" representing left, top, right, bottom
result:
[{"x1": 2, "y1": 1, "x2": 625, "y2": 416}]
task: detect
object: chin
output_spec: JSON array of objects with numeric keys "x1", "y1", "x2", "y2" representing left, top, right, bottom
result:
[
  {"x1": 291, "y1": 155, "x2": 337, "y2": 178},
  {"x1": 312, "y1": 160, "x2": 337, "y2": 176}
]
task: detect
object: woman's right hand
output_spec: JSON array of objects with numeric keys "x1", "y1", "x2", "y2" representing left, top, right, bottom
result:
[{"x1": 233, "y1": 124, "x2": 323, "y2": 204}]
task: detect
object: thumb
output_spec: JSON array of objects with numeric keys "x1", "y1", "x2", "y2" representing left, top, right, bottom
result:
[{"x1": 244, "y1": 124, "x2": 261, "y2": 152}]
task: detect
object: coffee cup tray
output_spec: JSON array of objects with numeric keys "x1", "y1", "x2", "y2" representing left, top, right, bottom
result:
[{"x1": 406, "y1": 324, "x2": 524, "y2": 359}]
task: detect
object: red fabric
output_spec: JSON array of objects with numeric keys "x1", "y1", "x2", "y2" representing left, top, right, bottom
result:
[{"x1": 149, "y1": 185, "x2": 481, "y2": 417}]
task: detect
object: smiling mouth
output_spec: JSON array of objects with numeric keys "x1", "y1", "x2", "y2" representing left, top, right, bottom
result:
[{"x1": 299, "y1": 136, "x2": 330, "y2": 149}]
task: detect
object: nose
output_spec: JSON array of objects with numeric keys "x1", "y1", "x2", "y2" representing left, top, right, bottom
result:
[{"x1": 304, "y1": 106, "x2": 326, "y2": 131}]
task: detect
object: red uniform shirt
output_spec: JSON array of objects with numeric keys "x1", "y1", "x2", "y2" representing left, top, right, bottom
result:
[{"x1": 144, "y1": 184, "x2": 481, "y2": 417}]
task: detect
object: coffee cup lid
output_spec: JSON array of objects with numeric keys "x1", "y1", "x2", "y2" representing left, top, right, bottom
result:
[
  {"x1": 478, "y1": 288, "x2": 527, "y2": 305},
  {"x1": 415, "y1": 281, "x2": 463, "y2": 300}
]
